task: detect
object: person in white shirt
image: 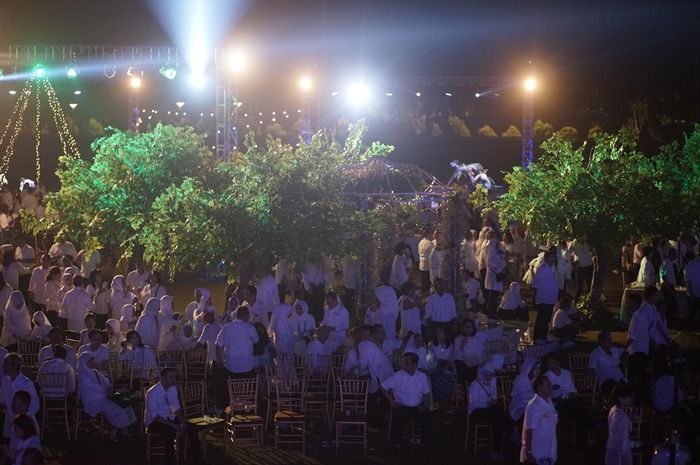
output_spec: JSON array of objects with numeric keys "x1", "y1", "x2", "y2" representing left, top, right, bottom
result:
[
  {"x1": 28, "y1": 311, "x2": 51, "y2": 342},
  {"x1": 624, "y1": 286, "x2": 660, "y2": 402},
  {"x1": 429, "y1": 240, "x2": 443, "y2": 284},
  {"x1": 357, "y1": 327, "x2": 394, "y2": 428},
  {"x1": 461, "y1": 230, "x2": 479, "y2": 274},
  {"x1": 461, "y1": 269, "x2": 484, "y2": 313},
  {"x1": 484, "y1": 232, "x2": 507, "y2": 318},
  {"x1": 86, "y1": 269, "x2": 110, "y2": 329},
  {"x1": 453, "y1": 319, "x2": 487, "y2": 384},
  {"x1": 120, "y1": 304, "x2": 137, "y2": 333},
  {"x1": 398, "y1": 281, "x2": 421, "y2": 338},
  {"x1": 55, "y1": 272, "x2": 74, "y2": 330},
  {"x1": 661, "y1": 249, "x2": 679, "y2": 287},
  {"x1": 7, "y1": 391, "x2": 40, "y2": 463},
  {"x1": 78, "y1": 249, "x2": 101, "y2": 280},
  {"x1": 60, "y1": 255, "x2": 80, "y2": 276},
  {"x1": 43, "y1": 266, "x2": 62, "y2": 326},
  {"x1": 267, "y1": 303, "x2": 294, "y2": 362},
  {"x1": 418, "y1": 229, "x2": 435, "y2": 292},
  {"x1": 0, "y1": 354, "x2": 39, "y2": 438},
  {"x1": 135, "y1": 298, "x2": 161, "y2": 350},
  {"x1": 157, "y1": 295, "x2": 177, "y2": 351},
  {"x1": 400, "y1": 332, "x2": 431, "y2": 372},
  {"x1": 38, "y1": 328, "x2": 77, "y2": 369},
  {"x1": 509, "y1": 359, "x2": 541, "y2": 421},
  {"x1": 37, "y1": 345, "x2": 76, "y2": 397},
  {"x1": 305, "y1": 326, "x2": 332, "y2": 373},
  {"x1": 572, "y1": 241, "x2": 594, "y2": 297},
  {"x1": 9, "y1": 414, "x2": 42, "y2": 465},
  {"x1": 545, "y1": 355, "x2": 591, "y2": 448},
  {"x1": 215, "y1": 306, "x2": 259, "y2": 407},
  {"x1": 321, "y1": 292, "x2": 349, "y2": 352},
  {"x1": 288, "y1": 299, "x2": 316, "y2": 355},
  {"x1": 192, "y1": 289, "x2": 217, "y2": 337},
  {"x1": 47, "y1": 239, "x2": 77, "y2": 260},
  {"x1": 389, "y1": 243, "x2": 411, "y2": 291},
  {"x1": 0, "y1": 291, "x2": 31, "y2": 349},
  {"x1": 498, "y1": 281, "x2": 528, "y2": 322},
  {"x1": 242, "y1": 285, "x2": 269, "y2": 327},
  {"x1": 468, "y1": 362, "x2": 513, "y2": 461},
  {"x1": 636, "y1": 246, "x2": 657, "y2": 288},
  {"x1": 606, "y1": 384, "x2": 635, "y2": 465},
  {"x1": 424, "y1": 278, "x2": 457, "y2": 335},
  {"x1": 531, "y1": 251, "x2": 559, "y2": 342},
  {"x1": 110, "y1": 275, "x2": 136, "y2": 322},
  {"x1": 195, "y1": 312, "x2": 220, "y2": 366},
  {"x1": 183, "y1": 288, "x2": 206, "y2": 326},
  {"x1": 373, "y1": 285, "x2": 399, "y2": 342},
  {"x1": 139, "y1": 271, "x2": 167, "y2": 307},
  {"x1": 117, "y1": 330, "x2": 158, "y2": 381},
  {"x1": 521, "y1": 375, "x2": 558, "y2": 464},
  {"x1": 589, "y1": 331, "x2": 626, "y2": 394},
  {"x1": 371, "y1": 324, "x2": 400, "y2": 360},
  {"x1": 77, "y1": 351, "x2": 137, "y2": 441},
  {"x1": 60, "y1": 275, "x2": 94, "y2": 332},
  {"x1": 144, "y1": 367, "x2": 202, "y2": 465},
  {"x1": 78, "y1": 312, "x2": 97, "y2": 346},
  {"x1": 28, "y1": 254, "x2": 50, "y2": 312},
  {"x1": 380, "y1": 352, "x2": 432, "y2": 449},
  {"x1": 124, "y1": 258, "x2": 150, "y2": 294},
  {"x1": 167, "y1": 324, "x2": 196, "y2": 351},
  {"x1": 256, "y1": 273, "x2": 280, "y2": 319},
  {"x1": 544, "y1": 356, "x2": 577, "y2": 400},
  {"x1": 1, "y1": 250, "x2": 30, "y2": 291},
  {"x1": 78, "y1": 329, "x2": 111, "y2": 376},
  {"x1": 14, "y1": 237, "x2": 35, "y2": 263}
]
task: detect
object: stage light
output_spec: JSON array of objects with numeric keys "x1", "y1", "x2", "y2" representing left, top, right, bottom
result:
[
  {"x1": 159, "y1": 65, "x2": 177, "y2": 80},
  {"x1": 129, "y1": 77, "x2": 142, "y2": 89},
  {"x1": 8, "y1": 90, "x2": 16, "y2": 95},
  {"x1": 127, "y1": 67, "x2": 143, "y2": 78},
  {"x1": 0, "y1": 69, "x2": 3, "y2": 79},
  {"x1": 347, "y1": 82, "x2": 371, "y2": 106},
  {"x1": 331, "y1": 91, "x2": 339, "y2": 97},
  {"x1": 189, "y1": 73, "x2": 206, "y2": 88},
  {"x1": 385, "y1": 92, "x2": 393, "y2": 97},
  {"x1": 66, "y1": 67, "x2": 78, "y2": 79},
  {"x1": 227, "y1": 50, "x2": 246, "y2": 74},
  {"x1": 69, "y1": 103, "x2": 78, "y2": 110},
  {"x1": 33, "y1": 65, "x2": 46, "y2": 78},
  {"x1": 445, "y1": 92, "x2": 452, "y2": 97},
  {"x1": 176, "y1": 102, "x2": 185, "y2": 109},
  {"x1": 74, "y1": 90, "x2": 82, "y2": 95},
  {"x1": 475, "y1": 93, "x2": 480, "y2": 98},
  {"x1": 415, "y1": 92, "x2": 421, "y2": 97},
  {"x1": 299, "y1": 75, "x2": 312, "y2": 92},
  {"x1": 524, "y1": 77, "x2": 537, "y2": 92}
]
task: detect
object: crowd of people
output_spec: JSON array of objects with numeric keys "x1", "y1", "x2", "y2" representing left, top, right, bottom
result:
[{"x1": 0, "y1": 219, "x2": 695, "y2": 465}]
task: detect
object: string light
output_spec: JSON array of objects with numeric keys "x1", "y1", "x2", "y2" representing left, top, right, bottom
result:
[
  {"x1": 0, "y1": 80, "x2": 30, "y2": 177},
  {"x1": 34, "y1": 79, "x2": 42, "y2": 181},
  {"x1": 44, "y1": 78, "x2": 80, "y2": 158}
]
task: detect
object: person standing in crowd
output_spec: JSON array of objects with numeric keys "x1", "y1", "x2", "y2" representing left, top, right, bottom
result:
[
  {"x1": 157, "y1": 295, "x2": 177, "y2": 351},
  {"x1": 424, "y1": 278, "x2": 456, "y2": 337},
  {"x1": 38, "y1": 328, "x2": 77, "y2": 369},
  {"x1": 621, "y1": 239, "x2": 635, "y2": 290},
  {"x1": 461, "y1": 230, "x2": 478, "y2": 275},
  {"x1": 381, "y1": 352, "x2": 432, "y2": 451},
  {"x1": 110, "y1": 275, "x2": 135, "y2": 322},
  {"x1": 0, "y1": 291, "x2": 30, "y2": 349},
  {"x1": 61, "y1": 275, "x2": 94, "y2": 333},
  {"x1": 135, "y1": 298, "x2": 161, "y2": 350},
  {"x1": 389, "y1": 243, "x2": 411, "y2": 292},
  {"x1": 461, "y1": 269, "x2": 483, "y2": 313},
  {"x1": 321, "y1": 292, "x2": 349, "y2": 352},
  {"x1": 484, "y1": 231, "x2": 507, "y2": 319},
  {"x1": 242, "y1": 285, "x2": 269, "y2": 327},
  {"x1": 302, "y1": 261, "x2": 326, "y2": 321},
  {"x1": 357, "y1": 325, "x2": 393, "y2": 429},
  {"x1": 588, "y1": 331, "x2": 626, "y2": 394},
  {"x1": 498, "y1": 281, "x2": 528, "y2": 322},
  {"x1": 2, "y1": 250, "x2": 30, "y2": 291},
  {"x1": 468, "y1": 362, "x2": 513, "y2": 462},
  {"x1": 509, "y1": 359, "x2": 541, "y2": 422},
  {"x1": 0, "y1": 354, "x2": 39, "y2": 439},
  {"x1": 140, "y1": 271, "x2": 167, "y2": 307},
  {"x1": 398, "y1": 281, "x2": 421, "y2": 339},
  {"x1": 256, "y1": 271, "x2": 280, "y2": 319},
  {"x1": 521, "y1": 375, "x2": 557, "y2": 465},
  {"x1": 55, "y1": 273, "x2": 73, "y2": 330},
  {"x1": 453, "y1": 319, "x2": 487, "y2": 384},
  {"x1": 624, "y1": 286, "x2": 659, "y2": 401},
  {"x1": 267, "y1": 302, "x2": 294, "y2": 362},
  {"x1": 418, "y1": 228, "x2": 435, "y2": 292},
  {"x1": 429, "y1": 239, "x2": 443, "y2": 285},
  {"x1": 43, "y1": 266, "x2": 62, "y2": 327},
  {"x1": 373, "y1": 284, "x2": 399, "y2": 343},
  {"x1": 125, "y1": 257, "x2": 149, "y2": 295},
  {"x1": 195, "y1": 312, "x2": 220, "y2": 368},
  {"x1": 48, "y1": 238, "x2": 77, "y2": 261},
  {"x1": 28, "y1": 254, "x2": 50, "y2": 312},
  {"x1": 184, "y1": 288, "x2": 205, "y2": 326},
  {"x1": 572, "y1": 240, "x2": 594, "y2": 298},
  {"x1": 215, "y1": 306, "x2": 259, "y2": 407},
  {"x1": 531, "y1": 251, "x2": 558, "y2": 343},
  {"x1": 605, "y1": 384, "x2": 634, "y2": 465},
  {"x1": 637, "y1": 246, "x2": 657, "y2": 287},
  {"x1": 86, "y1": 270, "x2": 110, "y2": 329}
]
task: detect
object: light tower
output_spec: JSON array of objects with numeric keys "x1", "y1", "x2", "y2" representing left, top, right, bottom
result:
[
  {"x1": 521, "y1": 77, "x2": 537, "y2": 169},
  {"x1": 299, "y1": 75, "x2": 313, "y2": 144}
]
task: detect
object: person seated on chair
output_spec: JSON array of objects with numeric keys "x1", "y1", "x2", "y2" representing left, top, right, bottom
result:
[
  {"x1": 117, "y1": 330, "x2": 158, "y2": 382},
  {"x1": 305, "y1": 326, "x2": 333, "y2": 373},
  {"x1": 38, "y1": 344, "x2": 76, "y2": 397},
  {"x1": 144, "y1": 367, "x2": 203, "y2": 465},
  {"x1": 498, "y1": 282, "x2": 529, "y2": 322},
  {"x1": 0, "y1": 354, "x2": 39, "y2": 440},
  {"x1": 380, "y1": 352, "x2": 432, "y2": 451},
  {"x1": 544, "y1": 355, "x2": 591, "y2": 449},
  {"x1": 8, "y1": 391, "x2": 40, "y2": 461},
  {"x1": 38, "y1": 328, "x2": 77, "y2": 369},
  {"x1": 510, "y1": 359, "x2": 541, "y2": 423},
  {"x1": 549, "y1": 295, "x2": 584, "y2": 348},
  {"x1": 9, "y1": 414, "x2": 41, "y2": 465},
  {"x1": 77, "y1": 328, "x2": 110, "y2": 377},
  {"x1": 468, "y1": 361, "x2": 514, "y2": 462},
  {"x1": 77, "y1": 352, "x2": 137, "y2": 442},
  {"x1": 588, "y1": 331, "x2": 626, "y2": 395}
]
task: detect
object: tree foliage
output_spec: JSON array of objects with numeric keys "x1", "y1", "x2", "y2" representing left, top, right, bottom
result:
[
  {"x1": 477, "y1": 125, "x2": 498, "y2": 138},
  {"x1": 533, "y1": 119, "x2": 555, "y2": 139},
  {"x1": 501, "y1": 124, "x2": 522, "y2": 138}
]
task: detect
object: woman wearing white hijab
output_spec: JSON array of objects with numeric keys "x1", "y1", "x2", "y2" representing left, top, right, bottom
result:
[
  {"x1": 119, "y1": 303, "x2": 136, "y2": 332},
  {"x1": 268, "y1": 303, "x2": 294, "y2": 362},
  {"x1": 117, "y1": 330, "x2": 158, "y2": 380},
  {"x1": 135, "y1": 298, "x2": 160, "y2": 349},
  {"x1": 28, "y1": 311, "x2": 52, "y2": 342},
  {"x1": 498, "y1": 282, "x2": 529, "y2": 322},
  {"x1": 183, "y1": 288, "x2": 205, "y2": 326},
  {"x1": 374, "y1": 285, "x2": 399, "y2": 341},
  {"x1": 509, "y1": 358, "x2": 541, "y2": 421},
  {"x1": 168, "y1": 323, "x2": 196, "y2": 351},
  {"x1": 289, "y1": 299, "x2": 316, "y2": 355},
  {"x1": 110, "y1": 275, "x2": 135, "y2": 321},
  {"x1": 0, "y1": 291, "x2": 31, "y2": 347},
  {"x1": 157, "y1": 295, "x2": 176, "y2": 351},
  {"x1": 192, "y1": 288, "x2": 215, "y2": 336},
  {"x1": 105, "y1": 318, "x2": 124, "y2": 352},
  {"x1": 77, "y1": 351, "x2": 137, "y2": 441},
  {"x1": 484, "y1": 232, "x2": 507, "y2": 318}
]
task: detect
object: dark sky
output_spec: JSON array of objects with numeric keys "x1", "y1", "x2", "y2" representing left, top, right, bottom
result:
[{"x1": 1, "y1": 0, "x2": 699, "y2": 122}]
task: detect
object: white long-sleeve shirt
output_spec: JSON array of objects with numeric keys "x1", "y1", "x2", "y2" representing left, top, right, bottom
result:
[
  {"x1": 28, "y1": 267, "x2": 49, "y2": 305},
  {"x1": 544, "y1": 368, "x2": 577, "y2": 399},
  {"x1": 0, "y1": 374, "x2": 39, "y2": 438},
  {"x1": 418, "y1": 238, "x2": 434, "y2": 272},
  {"x1": 425, "y1": 292, "x2": 456, "y2": 323},
  {"x1": 468, "y1": 378, "x2": 497, "y2": 414},
  {"x1": 61, "y1": 287, "x2": 94, "y2": 332}
]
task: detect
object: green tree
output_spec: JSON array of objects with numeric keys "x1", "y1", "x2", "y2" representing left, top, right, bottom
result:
[
  {"x1": 448, "y1": 115, "x2": 471, "y2": 138},
  {"x1": 533, "y1": 119, "x2": 555, "y2": 139},
  {"x1": 477, "y1": 125, "x2": 498, "y2": 138},
  {"x1": 501, "y1": 125, "x2": 522, "y2": 138}
]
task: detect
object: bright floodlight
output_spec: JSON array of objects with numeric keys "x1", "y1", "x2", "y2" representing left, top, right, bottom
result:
[
  {"x1": 33, "y1": 65, "x2": 46, "y2": 78},
  {"x1": 74, "y1": 90, "x2": 82, "y2": 95},
  {"x1": 227, "y1": 50, "x2": 246, "y2": 74},
  {"x1": 347, "y1": 82, "x2": 371, "y2": 106},
  {"x1": 129, "y1": 77, "x2": 142, "y2": 89},
  {"x1": 159, "y1": 65, "x2": 177, "y2": 80},
  {"x1": 190, "y1": 73, "x2": 206, "y2": 88},
  {"x1": 299, "y1": 75, "x2": 312, "y2": 92},
  {"x1": 524, "y1": 77, "x2": 537, "y2": 92},
  {"x1": 66, "y1": 67, "x2": 78, "y2": 79}
]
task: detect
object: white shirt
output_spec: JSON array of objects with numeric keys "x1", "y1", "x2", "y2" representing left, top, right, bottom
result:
[
  {"x1": 78, "y1": 344, "x2": 111, "y2": 376},
  {"x1": 429, "y1": 248, "x2": 442, "y2": 283},
  {"x1": 38, "y1": 358, "x2": 76, "y2": 396},
  {"x1": 588, "y1": 345, "x2": 625, "y2": 384},
  {"x1": 111, "y1": 291, "x2": 136, "y2": 320},
  {"x1": 61, "y1": 287, "x2": 94, "y2": 331},
  {"x1": 44, "y1": 280, "x2": 60, "y2": 312},
  {"x1": 48, "y1": 241, "x2": 77, "y2": 259},
  {"x1": 453, "y1": 332, "x2": 487, "y2": 367},
  {"x1": 544, "y1": 368, "x2": 577, "y2": 399},
  {"x1": 521, "y1": 395, "x2": 558, "y2": 463},
  {"x1": 389, "y1": 255, "x2": 409, "y2": 289},
  {"x1": 28, "y1": 267, "x2": 49, "y2": 305},
  {"x1": 418, "y1": 238, "x2": 434, "y2": 272},
  {"x1": 125, "y1": 269, "x2": 149, "y2": 293},
  {"x1": 532, "y1": 262, "x2": 559, "y2": 305},
  {"x1": 637, "y1": 257, "x2": 656, "y2": 286},
  {"x1": 425, "y1": 292, "x2": 457, "y2": 323},
  {"x1": 627, "y1": 302, "x2": 656, "y2": 355},
  {"x1": 196, "y1": 322, "x2": 221, "y2": 365},
  {"x1": 468, "y1": 378, "x2": 497, "y2": 414},
  {"x1": 215, "y1": 320, "x2": 259, "y2": 373},
  {"x1": 431, "y1": 343, "x2": 454, "y2": 361},
  {"x1": 484, "y1": 242, "x2": 507, "y2": 292},
  {"x1": 144, "y1": 382, "x2": 180, "y2": 427},
  {"x1": 381, "y1": 369, "x2": 431, "y2": 408},
  {"x1": 358, "y1": 340, "x2": 394, "y2": 393},
  {"x1": 509, "y1": 374, "x2": 535, "y2": 420},
  {"x1": 573, "y1": 243, "x2": 593, "y2": 267},
  {"x1": 322, "y1": 303, "x2": 350, "y2": 344},
  {"x1": 244, "y1": 300, "x2": 269, "y2": 327},
  {"x1": 606, "y1": 405, "x2": 632, "y2": 457},
  {"x1": 0, "y1": 374, "x2": 39, "y2": 437},
  {"x1": 398, "y1": 295, "x2": 422, "y2": 338},
  {"x1": 15, "y1": 244, "x2": 35, "y2": 262},
  {"x1": 38, "y1": 344, "x2": 77, "y2": 369},
  {"x1": 256, "y1": 275, "x2": 280, "y2": 316}
]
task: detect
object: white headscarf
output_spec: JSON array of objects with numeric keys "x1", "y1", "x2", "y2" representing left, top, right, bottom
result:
[
  {"x1": 289, "y1": 299, "x2": 315, "y2": 338},
  {"x1": 135, "y1": 298, "x2": 160, "y2": 349},
  {"x1": 0, "y1": 291, "x2": 31, "y2": 346},
  {"x1": 374, "y1": 286, "x2": 399, "y2": 340},
  {"x1": 121, "y1": 304, "x2": 135, "y2": 324},
  {"x1": 499, "y1": 282, "x2": 522, "y2": 310},
  {"x1": 268, "y1": 303, "x2": 293, "y2": 339},
  {"x1": 30, "y1": 311, "x2": 52, "y2": 341},
  {"x1": 477, "y1": 361, "x2": 496, "y2": 383},
  {"x1": 111, "y1": 275, "x2": 125, "y2": 296},
  {"x1": 157, "y1": 295, "x2": 176, "y2": 351}
]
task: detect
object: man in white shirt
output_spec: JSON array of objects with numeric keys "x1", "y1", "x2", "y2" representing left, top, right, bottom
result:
[
  {"x1": 381, "y1": 352, "x2": 431, "y2": 450},
  {"x1": 215, "y1": 306, "x2": 259, "y2": 408},
  {"x1": 371, "y1": 324, "x2": 400, "y2": 360},
  {"x1": 38, "y1": 345, "x2": 76, "y2": 397},
  {"x1": 321, "y1": 292, "x2": 349, "y2": 352},
  {"x1": 195, "y1": 312, "x2": 220, "y2": 367},
  {"x1": 48, "y1": 239, "x2": 77, "y2": 260},
  {"x1": 14, "y1": 237, "x2": 35, "y2": 263},
  {"x1": 242, "y1": 285, "x2": 269, "y2": 327},
  {"x1": 358, "y1": 326, "x2": 394, "y2": 429},
  {"x1": 531, "y1": 251, "x2": 559, "y2": 342},
  {"x1": 28, "y1": 254, "x2": 50, "y2": 311},
  {"x1": 418, "y1": 229, "x2": 435, "y2": 292},
  {"x1": 256, "y1": 273, "x2": 280, "y2": 319},
  {"x1": 38, "y1": 328, "x2": 77, "y2": 369},
  {"x1": 572, "y1": 241, "x2": 594, "y2": 298},
  {"x1": 624, "y1": 286, "x2": 660, "y2": 401},
  {"x1": 588, "y1": 331, "x2": 625, "y2": 394},
  {"x1": 429, "y1": 240, "x2": 442, "y2": 285},
  {"x1": 521, "y1": 375, "x2": 558, "y2": 464},
  {"x1": 305, "y1": 326, "x2": 332, "y2": 373},
  {"x1": 125, "y1": 258, "x2": 150, "y2": 294},
  {"x1": 144, "y1": 367, "x2": 202, "y2": 465},
  {"x1": 544, "y1": 355, "x2": 590, "y2": 448},
  {"x1": 60, "y1": 275, "x2": 94, "y2": 332},
  {"x1": 424, "y1": 278, "x2": 456, "y2": 335},
  {"x1": 0, "y1": 354, "x2": 39, "y2": 438}
]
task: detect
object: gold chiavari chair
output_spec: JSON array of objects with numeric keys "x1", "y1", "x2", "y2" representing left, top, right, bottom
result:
[
  {"x1": 39, "y1": 371, "x2": 71, "y2": 440},
  {"x1": 272, "y1": 374, "x2": 306, "y2": 451},
  {"x1": 335, "y1": 378, "x2": 369, "y2": 455},
  {"x1": 180, "y1": 381, "x2": 225, "y2": 460},
  {"x1": 226, "y1": 377, "x2": 264, "y2": 452},
  {"x1": 568, "y1": 352, "x2": 590, "y2": 374}
]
